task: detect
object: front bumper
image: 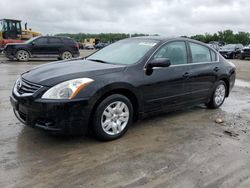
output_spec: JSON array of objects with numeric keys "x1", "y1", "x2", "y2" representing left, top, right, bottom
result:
[{"x1": 10, "y1": 94, "x2": 92, "y2": 135}]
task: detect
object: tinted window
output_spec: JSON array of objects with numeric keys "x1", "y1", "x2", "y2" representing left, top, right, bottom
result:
[
  {"x1": 210, "y1": 50, "x2": 217, "y2": 61},
  {"x1": 62, "y1": 38, "x2": 75, "y2": 44},
  {"x1": 154, "y1": 41, "x2": 188, "y2": 65},
  {"x1": 190, "y1": 43, "x2": 211, "y2": 63},
  {"x1": 49, "y1": 38, "x2": 62, "y2": 44},
  {"x1": 35, "y1": 37, "x2": 48, "y2": 45}
]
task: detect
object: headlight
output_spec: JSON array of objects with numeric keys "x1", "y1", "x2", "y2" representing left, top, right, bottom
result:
[{"x1": 42, "y1": 78, "x2": 94, "y2": 99}]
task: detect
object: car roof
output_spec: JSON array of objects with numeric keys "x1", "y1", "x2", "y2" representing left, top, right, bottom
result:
[
  {"x1": 129, "y1": 36, "x2": 206, "y2": 44},
  {"x1": 38, "y1": 36, "x2": 71, "y2": 39}
]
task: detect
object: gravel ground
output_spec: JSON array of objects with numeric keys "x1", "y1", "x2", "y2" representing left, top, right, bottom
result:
[{"x1": 0, "y1": 51, "x2": 250, "y2": 188}]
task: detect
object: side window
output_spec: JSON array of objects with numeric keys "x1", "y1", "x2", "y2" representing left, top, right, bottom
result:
[
  {"x1": 154, "y1": 41, "x2": 188, "y2": 65},
  {"x1": 49, "y1": 38, "x2": 62, "y2": 44},
  {"x1": 210, "y1": 50, "x2": 217, "y2": 62},
  {"x1": 35, "y1": 37, "x2": 48, "y2": 45},
  {"x1": 190, "y1": 43, "x2": 211, "y2": 63}
]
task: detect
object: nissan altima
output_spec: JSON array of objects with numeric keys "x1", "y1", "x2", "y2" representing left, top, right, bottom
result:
[{"x1": 10, "y1": 37, "x2": 236, "y2": 141}]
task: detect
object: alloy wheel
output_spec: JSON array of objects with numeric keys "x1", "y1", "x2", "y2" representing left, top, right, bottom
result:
[
  {"x1": 17, "y1": 50, "x2": 29, "y2": 61},
  {"x1": 101, "y1": 101, "x2": 129, "y2": 136},
  {"x1": 62, "y1": 51, "x2": 72, "y2": 60},
  {"x1": 214, "y1": 84, "x2": 226, "y2": 106}
]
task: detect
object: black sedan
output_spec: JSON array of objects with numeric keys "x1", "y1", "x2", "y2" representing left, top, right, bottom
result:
[
  {"x1": 4, "y1": 36, "x2": 80, "y2": 61},
  {"x1": 10, "y1": 37, "x2": 236, "y2": 141}
]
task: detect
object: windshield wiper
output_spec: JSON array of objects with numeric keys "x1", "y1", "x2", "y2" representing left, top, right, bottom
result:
[{"x1": 87, "y1": 59, "x2": 109, "y2": 64}]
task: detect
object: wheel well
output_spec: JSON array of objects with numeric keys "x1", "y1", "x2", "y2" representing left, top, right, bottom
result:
[
  {"x1": 220, "y1": 78, "x2": 230, "y2": 97},
  {"x1": 90, "y1": 89, "x2": 139, "y2": 123},
  {"x1": 16, "y1": 49, "x2": 31, "y2": 57}
]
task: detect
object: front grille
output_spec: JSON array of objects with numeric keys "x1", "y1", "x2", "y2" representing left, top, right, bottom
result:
[{"x1": 17, "y1": 79, "x2": 42, "y2": 95}]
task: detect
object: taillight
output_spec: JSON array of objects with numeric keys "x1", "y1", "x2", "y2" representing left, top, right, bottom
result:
[{"x1": 75, "y1": 43, "x2": 79, "y2": 49}]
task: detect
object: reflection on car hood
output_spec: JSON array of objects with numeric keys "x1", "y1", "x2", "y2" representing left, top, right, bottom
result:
[
  {"x1": 22, "y1": 59, "x2": 126, "y2": 86},
  {"x1": 219, "y1": 49, "x2": 233, "y2": 52}
]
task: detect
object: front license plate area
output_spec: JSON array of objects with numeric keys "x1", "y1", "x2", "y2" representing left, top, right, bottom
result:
[{"x1": 10, "y1": 96, "x2": 19, "y2": 111}]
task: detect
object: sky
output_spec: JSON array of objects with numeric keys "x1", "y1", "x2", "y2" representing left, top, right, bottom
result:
[{"x1": 0, "y1": 0, "x2": 250, "y2": 36}]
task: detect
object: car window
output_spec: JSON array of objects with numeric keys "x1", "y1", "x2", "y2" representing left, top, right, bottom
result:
[
  {"x1": 35, "y1": 37, "x2": 48, "y2": 45},
  {"x1": 63, "y1": 38, "x2": 75, "y2": 44},
  {"x1": 190, "y1": 42, "x2": 211, "y2": 63},
  {"x1": 210, "y1": 50, "x2": 217, "y2": 62},
  {"x1": 49, "y1": 38, "x2": 62, "y2": 44},
  {"x1": 153, "y1": 41, "x2": 188, "y2": 65}
]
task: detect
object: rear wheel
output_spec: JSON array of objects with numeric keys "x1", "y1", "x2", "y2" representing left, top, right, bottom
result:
[
  {"x1": 16, "y1": 50, "x2": 29, "y2": 62},
  {"x1": 206, "y1": 80, "x2": 227, "y2": 109},
  {"x1": 60, "y1": 51, "x2": 73, "y2": 60},
  {"x1": 92, "y1": 94, "x2": 133, "y2": 141}
]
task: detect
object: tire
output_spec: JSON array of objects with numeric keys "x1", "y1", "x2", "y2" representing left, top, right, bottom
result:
[
  {"x1": 60, "y1": 51, "x2": 73, "y2": 60},
  {"x1": 206, "y1": 80, "x2": 227, "y2": 109},
  {"x1": 92, "y1": 94, "x2": 133, "y2": 141},
  {"x1": 16, "y1": 50, "x2": 29, "y2": 62},
  {"x1": 240, "y1": 54, "x2": 245, "y2": 60}
]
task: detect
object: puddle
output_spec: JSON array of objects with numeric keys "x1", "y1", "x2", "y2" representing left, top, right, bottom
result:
[{"x1": 235, "y1": 79, "x2": 250, "y2": 88}]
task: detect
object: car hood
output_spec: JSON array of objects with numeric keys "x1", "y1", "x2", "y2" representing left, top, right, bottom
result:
[
  {"x1": 6, "y1": 43, "x2": 26, "y2": 47},
  {"x1": 22, "y1": 59, "x2": 126, "y2": 86},
  {"x1": 219, "y1": 49, "x2": 233, "y2": 52}
]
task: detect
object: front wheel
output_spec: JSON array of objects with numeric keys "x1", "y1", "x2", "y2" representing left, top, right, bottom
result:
[
  {"x1": 206, "y1": 80, "x2": 227, "y2": 109},
  {"x1": 92, "y1": 94, "x2": 133, "y2": 141},
  {"x1": 16, "y1": 50, "x2": 29, "y2": 62}
]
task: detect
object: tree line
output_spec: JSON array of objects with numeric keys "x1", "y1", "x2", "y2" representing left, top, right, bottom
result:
[
  {"x1": 55, "y1": 33, "x2": 155, "y2": 43},
  {"x1": 190, "y1": 30, "x2": 250, "y2": 45},
  {"x1": 56, "y1": 30, "x2": 250, "y2": 45}
]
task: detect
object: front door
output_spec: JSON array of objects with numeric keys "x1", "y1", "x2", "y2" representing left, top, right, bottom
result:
[
  {"x1": 31, "y1": 37, "x2": 49, "y2": 55},
  {"x1": 141, "y1": 41, "x2": 190, "y2": 112}
]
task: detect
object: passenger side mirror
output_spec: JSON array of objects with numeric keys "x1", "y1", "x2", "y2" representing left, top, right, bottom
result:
[{"x1": 147, "y1": 58, "x2": 171, "y2": 69}]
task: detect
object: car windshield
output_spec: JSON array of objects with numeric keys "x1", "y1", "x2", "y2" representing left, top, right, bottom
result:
[
  {"x1": 24, "y1": 36, "x2": 40, "y2": 44},
  {"x1": 87, "y1": 39, "x2": 158, "y2": 65},
  {"x1": 222, "y1": 44, "x2": 235, "y2": 50}
]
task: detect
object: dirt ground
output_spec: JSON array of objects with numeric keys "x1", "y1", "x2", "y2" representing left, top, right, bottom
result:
[{"x1": 0, "y1": 51, "x2": 250, "y2": 188}]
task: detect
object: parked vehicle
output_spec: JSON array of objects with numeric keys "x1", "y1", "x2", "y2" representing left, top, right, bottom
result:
[
  {"x1": 4, "y1": 36, "x2": 80, "y2": 61},
  {"x1": 240, "y1": 45, "x2": 250, "y2": 60},
  {"x1": 10, "y1": 37, "x2": 236, "y2": 141},
  {"x1": 77, "y1": 42, "x2": 84, "y2": 49},
  {"x1": 94, "y1": 42, "x2": 109, "y2": 49},
  {"x1": 219, "y1": 44, "x2": 243, "y2": 59},
  {"x1": 84, "y1": 43, "x2": 95, "y2": 50}
]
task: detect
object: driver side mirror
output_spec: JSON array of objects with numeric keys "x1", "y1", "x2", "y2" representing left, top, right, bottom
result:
[
  {"x1": 31, "y1": 42, "x2": 36, "y2": 46},
  {"x1": 147, "y1": 58, "x2": 171, "y2": 69}
]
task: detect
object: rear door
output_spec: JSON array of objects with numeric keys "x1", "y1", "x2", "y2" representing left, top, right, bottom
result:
[
  {"x1": 48, "y1": 37, "x2": 63, "y2": 55},
  {"x1": 141, "y1": 41, "x2": 190, "y2": 112},
  {"x1": 184, "y1": 42, "x2": 220, "y2": 103}
]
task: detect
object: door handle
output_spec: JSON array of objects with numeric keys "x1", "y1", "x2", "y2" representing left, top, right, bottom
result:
[
  {"x1": 183, "y1": 72, "x2": 190, "y2": 79},
  {"x1": 214, "y1": 67, "x2": 219, "y2": 72}
]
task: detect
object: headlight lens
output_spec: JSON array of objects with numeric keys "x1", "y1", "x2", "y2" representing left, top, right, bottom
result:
[{"x1": 42, "y1": 78, "x2": 94, "y2": 99}]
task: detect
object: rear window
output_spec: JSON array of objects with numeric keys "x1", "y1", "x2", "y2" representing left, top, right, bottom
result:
[
  {"x1": 190, "y1": 42, "x2": 211, "y2": 63},
  {"x1": 49, "y1": 38, "x2": 62, "y2": 44},
  {"x1": 62, "y1": 38, "x2": 75, "y2": 44}
]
